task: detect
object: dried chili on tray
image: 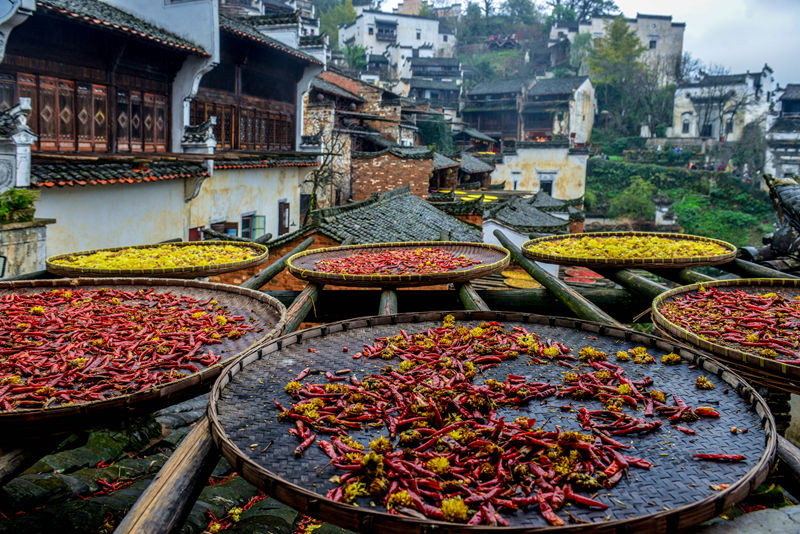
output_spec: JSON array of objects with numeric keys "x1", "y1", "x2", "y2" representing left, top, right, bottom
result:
[
  {"x1": 659, "y1": 286, "x2": 800, "y2": 363},
  {"x1": 0, "y1": 287, "x2": 253, "y2": 410},
  {"x1": 276, "y1": 316, "x2": 743, "y2": 526},
  {"x1": 313, "y1": 247, "x2": 482, "y2": 275}
]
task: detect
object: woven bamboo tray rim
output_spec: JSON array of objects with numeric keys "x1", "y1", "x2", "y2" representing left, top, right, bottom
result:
[
  {"x1": 652, "y1": 278, "x2": 800, "y2": 384},
  {"x1": 46, "y1": 241, "x2": 269, "y2": 279},
  {"x1": 286, "y1": 241, "x2": 510, "y2": 288},
  {"x1": 0, "y1": 278, "x2": 286, "y2": 429},
  {"x1": 208, "y1": 311, "x2": 776, "y2": 534},
  {"x1": 522, "y1": 232, "x2": 737, "y2": 269}
]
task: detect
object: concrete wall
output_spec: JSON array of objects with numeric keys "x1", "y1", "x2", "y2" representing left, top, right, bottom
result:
[
  {"x1": 188, "y1": 167, "x2": 308, "y2": 238},
  {"x1": 491, "y1": 146, "x2": 587, "y2": 200},
  {"x1": 0, "y1": 219, "x2": 50, "y2": 277},
  {"x1": 36, "y1": 181, "x2": 185, "y2": 257}
]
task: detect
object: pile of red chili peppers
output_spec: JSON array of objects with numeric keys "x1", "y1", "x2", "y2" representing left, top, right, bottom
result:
[
  {"x1": 0, "y1": 287, "x2": 253, "y2": 410},
  {"x1": 313, "y1": 248, "x2": 482, "y2": 275},
  {"x1": 276, "y1": 317, "x2": 738, "y2": 526},
  {"x1": 660, "y1": 286, "x2": 800, "y2": 363}
]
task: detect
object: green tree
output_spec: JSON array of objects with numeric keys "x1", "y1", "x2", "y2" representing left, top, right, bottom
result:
[
  {"x1": 587, "y1": 16, "x2": 645, "y2": 87},
  {"x1": 320, "y1": 0, "x2": 357, "y2": 49},
  {"x1": 504, "y1": 0, "x2": 537, "y2": 25},
  {"x1": 732, "y1": 122, "x2": 767, "y2": 174},
  {"x1": 568, "y1": 32, "x2": 592, "y2": 73},
  {"x1": 418, "y1": 1, "x2": 434, "y2": 17},
  {"x1": 546, "y1": 4, "x2": 576, "y2": 28},
  {"x1": 417, "y1": 116, "x2": 454, "y2": 153},
  {"x1": 546, "y1": 0, "x2": 618, "y2": 23},
  {"x1": 343, "y1": 43, "x2": 367, "y2": 71},
  {"x1": 609, "y1": 177, "x2": 656, "y2": 221}
]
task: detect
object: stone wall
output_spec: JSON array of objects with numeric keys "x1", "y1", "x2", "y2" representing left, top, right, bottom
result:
[
  {"x1": 303, "y1": 99, "x2": 352, "y2": 206},
  {"x1": 351, "y1": 152, "x2": 433, "y2": 201},
  {"x1": 0, "y1": 219, "x2": 53, "y2": 277}
]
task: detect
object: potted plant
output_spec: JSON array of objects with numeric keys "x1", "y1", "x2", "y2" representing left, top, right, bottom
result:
[{"x1": 0, "y1": 188, "x2": 39, "y2": 223}]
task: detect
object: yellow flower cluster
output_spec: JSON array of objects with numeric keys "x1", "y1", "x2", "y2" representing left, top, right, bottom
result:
[
  {"x1": 527, "y1": 235, "x2": 729, "y2": 260},
  {"x1": 50, "y1": 244, "x2": 259, "y2": 270}
]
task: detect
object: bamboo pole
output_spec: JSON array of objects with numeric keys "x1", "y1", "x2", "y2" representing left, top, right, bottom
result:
[
  {"x1": 457, "y1": 282, "x2": 490, "y2": 311},
  {"x1": 599, "y1": 269, "x2": 670, "y2": 301},
  {"x1": 722, "y1": 258, "x2": 800, "y2": 279},
  {"x1": 494, "y1": 230, "x2": 622, "y2": 327},
  {"x1": 651, "y1": 267, "x2": 720, "y2": 284},
  {"x1": 284, "y1": 283, "x2": 322, "y2": 333},
  {"x1": 114, "y1": 417, "x2": 218, "y2": 534},
  {"x1": 379, "y1": 289, "x2": 398, "y2": 315},
  {"x1": 241, "y1": 237, "x2": 314, "y2": 290}
]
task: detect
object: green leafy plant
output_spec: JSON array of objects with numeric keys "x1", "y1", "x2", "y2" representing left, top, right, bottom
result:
[{"x1": 0, "y1": 188, "x2": 39, "y2": 223}]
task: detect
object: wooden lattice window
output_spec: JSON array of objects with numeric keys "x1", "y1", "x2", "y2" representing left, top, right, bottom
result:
[{"x1": 117, "y1": 90, "x2": 167, "y2": 152}]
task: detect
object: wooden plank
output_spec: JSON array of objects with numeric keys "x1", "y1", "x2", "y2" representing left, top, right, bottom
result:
[
  {"x1": 721, "y1": 258, "x2": 800, "y2": 279},
  {"x1": 284, "y1": 283, "x2": 321, "y2": 333},
  {"x1": 241, "y1": 236, "x2": 314, "y2": 290},
  {"x1": 599, "y1": 269, "x2": 670, "y2": 301},
  {"x1": 457, "y1": 282, "x2": 490, "y2": 311},
  {"x1": 494, "y1": 230, "x2": 623, "y2": 327},
  {"x1": 114, "y1": 417, "x2": 219, "y2": 534},
  {"x1": 378, "y1": 289, "x2": 398, "y2": 315}
]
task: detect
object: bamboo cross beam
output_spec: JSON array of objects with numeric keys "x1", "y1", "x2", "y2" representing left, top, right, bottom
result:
[
  {"x1": 494, "y1": 230, "x2": 623, "y2": 327},
  {"x1": 598, "y1": 269, "x2": 670, "y2": 301},
  {"x1": 722, "y1": 258, "x2": 800, "y2": 279},
  {"x1": 650, "y1": 267, "x2": 720, "y2": 285},
  {"x1": 284, "y1": 283, "x2": 322, "y2": 333},
  {"x1": 457, "y1": 282, "x2": 490, "y2": 311},
  {"x1": 114, "y1": 417, "x2": 219, "y2": 534},
  {"x1": 241, "y1": 237, "x2": 315, "y2": 290},
  {"x1": 378, "y1": 289, "x2": 398, "y2": 315}
]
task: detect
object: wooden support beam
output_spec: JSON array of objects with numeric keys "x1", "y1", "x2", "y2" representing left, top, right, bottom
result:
[
  {"x1": 284, "y1": 283, "x2": 322, "y2": 333},
  {"x1": 651, "y1": 268, "x2": 719, "y2": 285},
  {"x1": 777, "y1": 435, "x2": 800, "y2": 502},
  {"x1": 114, "y1": 417, "x2": 219, "y2": 534},
  {"x1": 494, "y1": 230, "x2": 623, "y2": 327},
  {"x1": 378, "y1": 289, "x2": 398, "y2": 315},
  {"x1": 722, "y1": 258, "x2": 799, "y2": 279},
  {"x1": 599, "y1": 269, "x2": 670, "y2": 301},
  {"x1": 457, "y1": 282, "x2": 490, "y2": 311},
  {"x1": 241, "y1": 237, "x2": 314, "y2": 290}
]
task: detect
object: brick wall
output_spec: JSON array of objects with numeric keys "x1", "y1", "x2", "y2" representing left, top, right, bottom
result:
[
  {"x1": 351, "y1": 152, "x2": 433, "y2": 201},
  {"x1": 454, "y1": 213, "x2": 483, "y2": 226},
  {"x1": 319, "y1": 71, "x2": 361, "y2": 97}
]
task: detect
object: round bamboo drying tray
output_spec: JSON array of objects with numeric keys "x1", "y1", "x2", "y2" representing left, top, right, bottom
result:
[
  {"x1": 652, "y1": 278, "x2": 800, "y2": 392},
  {"x1": 209, "y1": 311, "x2": 775, "y2": 534},
  {"x1": 522, "y1": 232, "x2": 736, "y2": 269},
  {"x1": 286, "y1": 242, "x2": 510, "y2": 288},
  {"x1": 0, "y1": 278, "x2": 286, "y2": 433},
  {"x1": 46, "y1": 241, "x2": 269, "y2": 279}
]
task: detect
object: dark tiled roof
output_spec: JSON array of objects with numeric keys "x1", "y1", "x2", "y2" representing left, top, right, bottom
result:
[
  {"x1": 680, "y1": 72, "x2": 757, "y2": 88},
  {"x1": 314, "y1": 186, "x2": 482, "y2": 243},
  {"x1": 368, "y1": 54, "x2": 389, "y2": 63},
  {"x1": 354, "y1": 146, "x2": 433, "y2": 159},
  {"x1": 214, "y1": 152, "x2": 320, "y2": 169},
  {"x1": 456, "y1": 127, "x2": 497, "y2": 143},
  {"x1": 486, "y1": 197, "x2": 569, "y2": 234},
  {"x1": 409, "y1": 78, "x2": 460, "y2": 91},
  {"x1": 530, "y1": 191, "x2": 568, "y2": 211},
  {"x1": 247, "y1": 12, "x2": 301, "y2": 25},
  {"x1": 433, "y1": 152, "x2": 459, "y2": 170},
  {"x1": 459, "y1": 153, "x2": 494, "y2": 174},
  {"x1": 311, "y1": 78, "x2": 363, "y2": 102},
  {"x1": 469, "y1": 79, "x2": 526, "y2": 96},
  {"x1": 528, "y1": 76, "x2": 587, "y2": 97},
  {"x1": 770, "y1": 117, "x2": 800, "y2": 134},
  {"x1": 37, "y1": 0, "x2": 208, "y2": 55},
  {"x1": 299, "y1": 34, "x2": 325, "y2": 47},
  {"x1": 31, "y1": 158, "x2": 209, "y2": 188},
  {"x1": 781, "y1": 84, "x2": 800, "y2": 101},
  {"x1": 409, "y1": 57, "x2": 460, "y2": 67},
  {"x1": 219, "y1": 14, "x2": 322, "y2": 65}
]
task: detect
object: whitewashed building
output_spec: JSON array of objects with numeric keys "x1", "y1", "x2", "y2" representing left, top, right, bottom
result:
[{"x1": 766, "y1": 84, "x2": 800, "y2": 178}]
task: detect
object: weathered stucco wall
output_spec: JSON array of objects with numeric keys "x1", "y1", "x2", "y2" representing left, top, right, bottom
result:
[
  {"x1": 36, "y1": 181, "x2": 185, "y2": 257},
  {"x1": 0, "y1": 220, "x2": 51, "y2": 277},
  {"x1": 491, "y1": 146, "x2": 587, "y2": 200},
  {"x1": 189, "y1": 167, "x2": 307, "y2": 238}
]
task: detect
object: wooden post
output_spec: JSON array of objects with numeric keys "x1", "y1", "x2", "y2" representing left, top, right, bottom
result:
[
  {"x1": 284, "y1": 283, "x2": 321, "y2": 333},
  {"x1": 114, "y1": 417, "x2": 218, "y2": 534},
  {"x1": 599, "y1": 269, "x2": 670, "y2": 301},
  {"x1": 379, "y1": 289, "x2": 398, "y2": 315},
  {"x1": 722, "y1": 258, "x2": 799, "y2": 279},
  {"x1": 241, "y1": 237, "x2": 315, "y2": 290},
  {"x1": 457, "y1": 282, "x2": 490, "y2": 311},
  {"x1": 494, "y1": 230, "x2": 623, "y2": 327}
]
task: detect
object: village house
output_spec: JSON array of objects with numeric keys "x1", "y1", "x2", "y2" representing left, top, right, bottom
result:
[
  {"x1": 462, "y1": 79, "x2": 526, "y2": 145},
  {"x1": 549, "y1": 13, "x2": 685, "y2": 85},
  {"x1": 0, "y1": 0, "x2": 324, "y2": 256},
  {"x1": 766, "y1": 84, "x2": 800, "y2": 178},
  {"x1": 338, "y1": 10, "x2": 455, "y2": 82},
  {"x1": 521, "y1": 76, "x2": 595, "y2": 145},
  {"x1": 453, "y1": 127, "x2": 499, "y2": 153},
  {"x1": 669, "y1": 65, "x2": 773, "y2": 142}
]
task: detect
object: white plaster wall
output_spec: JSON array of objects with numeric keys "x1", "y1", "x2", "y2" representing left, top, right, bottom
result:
[
  {"x1": 36, "y1": 181, "x2": 185, "y2": 257},
  {"x1": 569, "y1": 79, "x2": 596, "y2": 144},
  {"x1": 188, "y1": 167, "x2": 308, "y2": 238},
  {"x1": 339, "y1": 12, "x2": 441, "y2": 59},
  {"x1": 491, "y1": 147, "x2": 587, "y2": 200}
]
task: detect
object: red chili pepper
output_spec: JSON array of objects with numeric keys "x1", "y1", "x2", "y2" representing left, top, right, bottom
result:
[{"x1": 693, "y1": 454, "x2": 746, "y2": 462}]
